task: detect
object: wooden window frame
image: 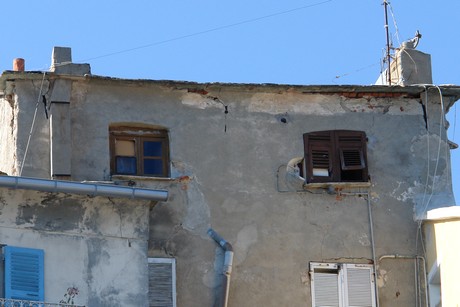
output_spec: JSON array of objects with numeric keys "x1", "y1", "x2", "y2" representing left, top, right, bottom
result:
[
  {"x1": 110, "y1": 127, "x2": 170, "y2": 177},
  {"x1": 303, "y1": 130, "x2": 368, "y2": 184}
]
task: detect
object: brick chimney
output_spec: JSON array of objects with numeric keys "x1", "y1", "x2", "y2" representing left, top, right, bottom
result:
[{"x1": 13, "y1": 58, "x2": 25, "y2": 71}]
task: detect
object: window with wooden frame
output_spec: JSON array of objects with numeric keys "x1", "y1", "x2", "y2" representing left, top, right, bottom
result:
[
  {"x1": 110, "y1": 127, "x2": 169, "y2": 177},
  {"x1": 303, "y1": 130, "x2": 368, "y2": 184},
  {"x1": 310, "y1": 262, "x2": 376, "y2": 307}
]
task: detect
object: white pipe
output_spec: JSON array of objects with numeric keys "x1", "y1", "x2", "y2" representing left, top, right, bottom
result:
[
  {"x1": 366, "y1": 193, "x2": 380, "y2": 307},
  {"x1": 378, "y1": 255, "x2": 429, "y2": 307},
  {"x1": 0, "y1": 175, "x2": 168, "y2": 201}
]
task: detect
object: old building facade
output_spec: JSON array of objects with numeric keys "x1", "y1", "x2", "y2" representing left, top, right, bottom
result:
[{"x1": 0, "y1": 47, "x2": 458, "y2": 306}]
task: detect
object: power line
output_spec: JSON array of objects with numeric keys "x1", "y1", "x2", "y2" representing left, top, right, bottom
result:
[
  {"x1": 77, "y1": 0, "x2": 333, "y2": 63},
  {"x1": 333, "y1": 62, "x2": 380, "y2": 82}
]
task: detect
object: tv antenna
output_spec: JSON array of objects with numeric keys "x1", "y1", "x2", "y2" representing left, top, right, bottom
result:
[{"x1": 383, "y1": 0, "x2": 392, "y2": 85}]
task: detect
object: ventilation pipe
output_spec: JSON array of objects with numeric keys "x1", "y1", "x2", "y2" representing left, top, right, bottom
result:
[
  {"x1": 208, "y1": 228, "x2": 234, "y2": 307},
  {"x1": 0, "y1": 175, "x2": 168, "y2": 201}
]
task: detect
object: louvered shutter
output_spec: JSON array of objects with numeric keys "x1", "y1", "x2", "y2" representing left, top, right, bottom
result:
[
  {"x1": 339, "y1": 149, "x2": 365, "y2": 170},
  {"x1": 304, "y1": 131, "x2": 335, "y2": 183},
  {"x1": 344, "y1": 264, "x2": 375, "y2": 307},
  {"x1": 336, "y1": 131, "x2": 368, "y2": 182},
  {"x1": 313, "y1": 272, "x2": 340, "y2": 307},
  {"x1": 148, "y1": 258, "x2": 176, "y2": 307},
  {"x1": 4, "y1": 246, "x2": 44, "y2": 301}
]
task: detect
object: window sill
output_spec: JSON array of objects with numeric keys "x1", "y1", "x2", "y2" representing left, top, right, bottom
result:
[
  {"x1": 303, "y1": 181, "x2": 371, "y2": 190},
  {"x1": 111, "y1": 174, "x2": 175, "y2": 182}
]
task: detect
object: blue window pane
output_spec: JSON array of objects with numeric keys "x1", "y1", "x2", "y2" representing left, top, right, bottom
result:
[
  {"x1": 144, "y1": 159, "x2": 163, "y2": 175},
  {"x1": 144, "y1": 141, "x2": 162, "y2": 157},
  {"x1": 116, "y1": 156, "x2": 137, "y2": 174}
]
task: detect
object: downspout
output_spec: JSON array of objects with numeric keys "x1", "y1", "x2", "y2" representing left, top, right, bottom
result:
[
  {"x1": 339, "y1": 192, "x2": 379, "y2": 307},
  {"x1": 0, "y1": 175, "x2": 168, "y2": 201},
  {"x1": 208, "y1": 228, "x2": 234, "y2": 307}
]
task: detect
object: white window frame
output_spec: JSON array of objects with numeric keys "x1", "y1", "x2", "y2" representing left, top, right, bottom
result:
[
  {"x1": 310, "y1": 262, "x2": 376, "y2": 307},
  {"x1": 148, "y1": 258, "x2": 177, "y2": 307}
]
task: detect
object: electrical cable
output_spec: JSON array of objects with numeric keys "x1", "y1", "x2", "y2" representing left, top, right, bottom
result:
[
  {"x1": 414, "y1": 85, "x2": 448, "y2": 219},
  {"x1": 387, "y1": 1, "x2": 401, "y2": 47},
  {"x1": 420, "y1": 86, "x2": 430, "y2": 212},
  {"x1": 421, "y1": 86, "x2": 446, "y2": 214},
  {"x1": 453, "y1": 103, "x2": 457, "y2": 141},
  {"x1": 75, "y1": 0, "x2": 333, "y2": 64},
  {"x1": 333, "y1": 62, "x2": 380, "y2": 82},
  {"x1": 415, "y1": 86, "x2": 450, "y2": 284},
  {"x1": 19, "y1": 72, "x2": 47, "y2": 176}
]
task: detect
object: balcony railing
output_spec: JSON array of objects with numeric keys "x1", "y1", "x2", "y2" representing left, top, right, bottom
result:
[{"x1": 0, "y1": 298, "x2": 85, "y2": 307}]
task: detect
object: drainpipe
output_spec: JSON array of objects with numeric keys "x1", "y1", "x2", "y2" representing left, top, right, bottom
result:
[
  {"x1": 208, "y1": 228, "x2": 234, "y2": 307},
  {"x1": 339, "y1": 192, "x2": 379, "y2": 307},
  {"x1": 0, "y1": 175, "x2": 168, "y2": 201}
]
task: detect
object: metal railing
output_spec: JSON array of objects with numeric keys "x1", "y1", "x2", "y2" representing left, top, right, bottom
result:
[{"x1": 0, "y1": 298, "x2": 85, "y2": 307}]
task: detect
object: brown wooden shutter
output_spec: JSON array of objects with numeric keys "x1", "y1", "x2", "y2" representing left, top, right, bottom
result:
[
  {"x1": 336, "y1": 130, "x2": 368, "y2": 182},
  {"x1": 304, "y1": 131, "x2": 335, "y2": 183},
  {"x1": 340, "y1": 148, "x2": 365, "y2": 170},
  {"x1": 304, "y1": 130, "x2": 368, "y2": 183}
]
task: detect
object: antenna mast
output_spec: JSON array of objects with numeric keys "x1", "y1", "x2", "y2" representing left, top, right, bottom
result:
[{"x1": 383, "y1": 0, "x2": 392, "y2": 85}]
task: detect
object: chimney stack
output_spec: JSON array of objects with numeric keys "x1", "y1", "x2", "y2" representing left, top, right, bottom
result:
[
  {"x1": 50, "y1": 46, "x2": 91, "y2": 76},
  {"x1": 13, "y1": 58, "x2": 25, "y2": 71}
]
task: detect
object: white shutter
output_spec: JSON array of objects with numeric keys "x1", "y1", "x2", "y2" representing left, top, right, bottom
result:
[
  {"x1": 310, "y1": 263, "x2": 376, "y2": 307},
  {"x1": 148, "y1": 258, "x2": 176, "y2": 307},
  {"x1": 311, "y1": 263, "x2": 341, "y2": 307},
  {"x1": 343, "y1": 264, "x2": 376, "y2": 307},
  {"x1": 314, "y1": 272, "x2": 340, "y2": 306}
]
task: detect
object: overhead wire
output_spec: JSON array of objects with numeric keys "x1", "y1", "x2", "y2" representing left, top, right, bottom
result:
[
  {"x1": 20, "y1": 72, "x2": 47, "y2": 176},
  {"x1": 414, "y1": 85, "x2": 452, "y2": 307},
  {"x1": 333, "y1": 62, "x2": 380, "y2": 82},
  {"x1": 75, "y1": 0, "x2": 333, "y2": 64},
  {"x1": 418, "y1": 86, "x2": 446, "y2": 217},
  {"x1": 387, "y1": 1, "x2": 401, "y2": 47},
  {"x1": 416, "y1": 86, "x2": 451, "y2": 260}
]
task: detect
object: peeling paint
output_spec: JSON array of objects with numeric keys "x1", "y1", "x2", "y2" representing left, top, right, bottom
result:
[
  {"x1": 235, "y1": 224, "x2": 258, "y2": 265},
  {"x1": 300, "y1": 270, "x2": 310, "y2": 286},
  {"x1": 180, "y1": 92, "x2": 222, "y2": 109},
  {"x1": 358, "y1": 233, "x2": 371, "y2": 247},
  {"x1": 377, "y1": 269, "x2": 388, "y2": 287},
  {"x1": 182, "y1": 180, "x2": 210, "y2": 236},
  {"x1": 16, "y1": 196, "x2": 84, "y2": 231}
]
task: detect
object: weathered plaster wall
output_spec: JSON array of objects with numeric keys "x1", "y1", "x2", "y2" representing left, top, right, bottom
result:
[
  {"x1": 5, "y1": 80, "x2": 52, "y2": 177},
  {"x1": 8, "y1": 77, "x2": 457, "y2": 306},
  {"x1": 0, "y1": 187, "x2": 150, "y2": 306},
  {"x1": 0, "y1": 94, "x2": 16, "y2": 175}
]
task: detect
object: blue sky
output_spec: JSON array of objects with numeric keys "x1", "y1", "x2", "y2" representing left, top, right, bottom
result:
[{"x1": 2, "y1": 0, "x2": 459, "y2": 202}]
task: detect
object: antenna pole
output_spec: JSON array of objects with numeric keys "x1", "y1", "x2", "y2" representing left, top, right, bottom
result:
[{"x1": 383, "y1": 0, "x2": 392, "y2": 85}]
